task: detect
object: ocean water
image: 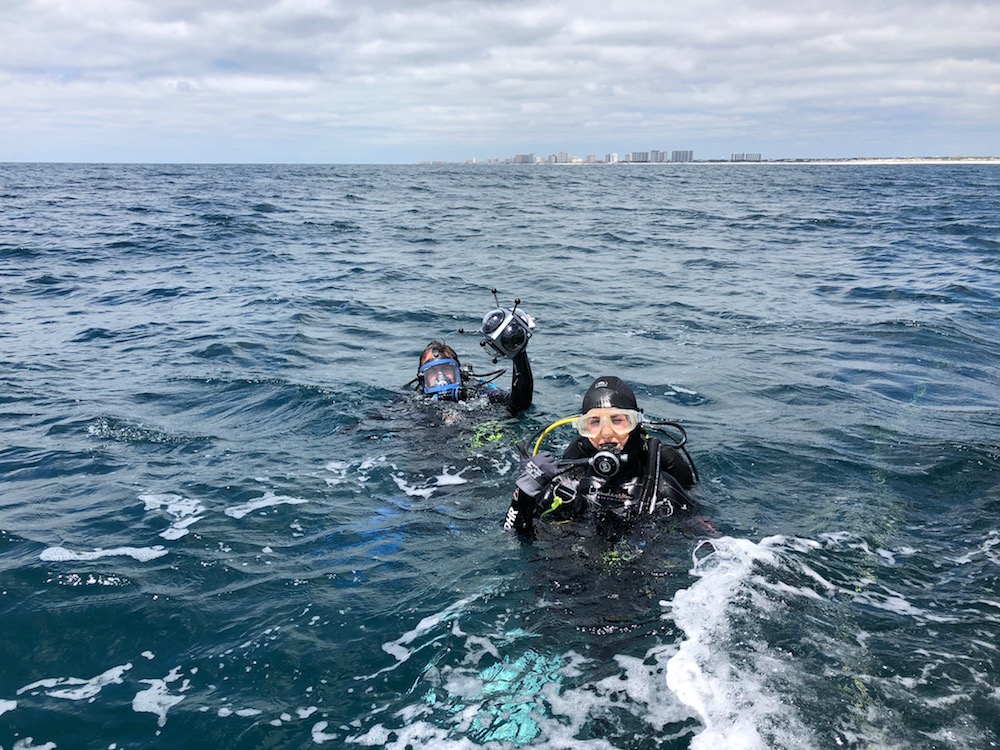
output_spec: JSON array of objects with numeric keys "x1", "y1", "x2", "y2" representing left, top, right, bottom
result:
[{"x1": 1, "y1": 162, "x2": 998, "y2": 750}]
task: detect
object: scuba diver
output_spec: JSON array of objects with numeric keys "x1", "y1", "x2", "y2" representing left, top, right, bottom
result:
[
  {"x1": 409, "y1": 294, "x2": 536, "y2": 416},
  {"x1": 503, "y1": 376, "x2": 699, "y2": 538}
]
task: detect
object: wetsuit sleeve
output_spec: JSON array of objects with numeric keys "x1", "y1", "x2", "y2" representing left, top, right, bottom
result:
[
  {"x1": 503, "y1": 487, "x2": 537, "y2": 535},
  {"x1": 659, "y1": 443, "x2": 695, "y2": 490},
  {"x1": 507, "y1": 350, "x2": 533, "y2": 414}
]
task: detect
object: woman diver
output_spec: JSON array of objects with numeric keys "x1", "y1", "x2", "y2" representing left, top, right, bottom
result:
[{"x1": 503, "y1": 376, "x2": 699, "y2": 539}]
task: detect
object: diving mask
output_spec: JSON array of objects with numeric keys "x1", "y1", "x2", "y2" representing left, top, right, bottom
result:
[
  {"x1": 574, "y1": 408, "x2": 642, "y2": 438},
  {"x1": 419, "y1": 358, "x2": 462, "y2": 400}
]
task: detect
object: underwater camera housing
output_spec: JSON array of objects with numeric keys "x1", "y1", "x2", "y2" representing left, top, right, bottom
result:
[{"x1": 480, "y1": 303, "x2": 536, "y2": 361}]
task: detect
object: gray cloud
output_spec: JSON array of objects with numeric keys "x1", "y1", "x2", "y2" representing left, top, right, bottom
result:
[{"x1": 2, "y1": 0, "x2": 998, "y2": 161}]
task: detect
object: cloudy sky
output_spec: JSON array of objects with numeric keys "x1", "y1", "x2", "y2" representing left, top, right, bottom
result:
[{"x1": 2, "y1": 0, "x2": 998, "y2": 163}]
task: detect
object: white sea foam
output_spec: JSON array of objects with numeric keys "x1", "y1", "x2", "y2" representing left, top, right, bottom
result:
[
  {"x1": 350, "y1": 595, "x2": 697, "y2": 750},
  {"x1": 363, "y1": 594, "x2": 482, "y2": 679},
  {"x1": 348, "y1": 722, "x2": 482, "y2": 749},
  {"x1": 358, "y1": 455, "x2": 387, "y2": 477},
  {"x1": 11, "y1": 739, "x2": 56, "y2": 750},
  {"x1": 665, "y1": 536, "x2": 813, "y2": 750},
  {"x1": 350, "y1": 643, "x2": 690, "y2": 749},
  {"x1": 434, "y1": 467, "x2": 469, "y2": 486},
  {"x1": 131, "y1": 666, "x2": 186, "y2": 727},
  {"x1": 0, "y1": 699, "x2": 17, "y2": 716},
  {"x1": 669, "y1": 384, "x2": 699, "y2": 395},
  {"x1": 218, "y1": 706, "x2": 262, "y2": 717},
  {"x1": 391, "y1": 466, "x2": 468, "y2": 498},
  {"x1": 49, "y1": 572, "x2": 130, "y2": 587},
  {"x1": 324, "y1": 460, "x2": 350, "y2": 486},
  {"x1": 312, "y1": 720, "x2": 339, "y2": 744},
  {"x1": 545, "y1": 649, "x2": 694, "y2": 741},
  {"x1": 39, "y1": 546, "x2": 168, "y2": 562},
  {"x1": 391, "y1": 473, "x2": 436, "y2": 498},
  {"x1": 223, "y1": 491, "x2": 308, "y2": 519},
  {"x1": 140, "y1": 493, "x2": 206, "y2": 540},
  {"x1": 17, "y1": 663, "x2": 132, "y2": 701},
  {"x1": 852, "y1": 588, "x2": 960, "y2": 623},
  {"x1": 949, "y1": 530, "x2": 1000, "y2": 566}
]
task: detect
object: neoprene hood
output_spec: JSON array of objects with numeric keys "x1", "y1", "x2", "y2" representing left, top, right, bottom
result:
[{"x1": 581, "y1": 376, "x2": 639, "y2": 412}]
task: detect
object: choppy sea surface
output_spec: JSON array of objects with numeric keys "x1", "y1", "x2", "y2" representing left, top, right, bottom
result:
[{"x1": 1, "y1": 162, "x2": 998, "y2": 750}]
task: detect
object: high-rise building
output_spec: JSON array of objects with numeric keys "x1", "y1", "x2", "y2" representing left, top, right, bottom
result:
[{"x1": 671, "y1": 150, "x2": 693, "y2": 162}]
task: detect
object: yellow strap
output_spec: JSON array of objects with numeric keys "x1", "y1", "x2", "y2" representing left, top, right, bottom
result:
[{"x1": 540, "y1": 497, "x2": 564, "y2": 516}]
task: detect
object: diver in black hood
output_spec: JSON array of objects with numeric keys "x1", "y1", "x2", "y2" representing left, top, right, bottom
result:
[{"x1": 503, "y1": 376, "x2": 698, "y2": 538}]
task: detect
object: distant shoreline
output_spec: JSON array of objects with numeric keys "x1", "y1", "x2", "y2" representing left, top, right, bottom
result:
[
  {"x1": 591, "y1": 158, "x2": 1000, "y2": 166},
  {"x1": 2, "y1": 157, "x2": 997, "y2": 167},
  {"x1": 717, "y1": 157, "x2": 1000, "y2": 165},
  {"x1": 421, "y1": 156, "x2": 1000, "y2": 166}
]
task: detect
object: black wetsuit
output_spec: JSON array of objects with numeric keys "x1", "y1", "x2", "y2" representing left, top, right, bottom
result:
[{"x1": 503, "y1": 429, "x2": 697, "y2": 539}]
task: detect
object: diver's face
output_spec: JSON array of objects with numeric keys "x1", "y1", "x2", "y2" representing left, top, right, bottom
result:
[
  {"x1": 418, "y1": 354, "x2": 461, "y2": 396},
  {"x1": 589, "y1": 430, "x2": 628, "y2": 452},
  {"x1": 427, "y1": 369, "x2": 457, "y2": 387},
  {"x1": 581, "y1": 409, "x2": 637, "y2": 452}
]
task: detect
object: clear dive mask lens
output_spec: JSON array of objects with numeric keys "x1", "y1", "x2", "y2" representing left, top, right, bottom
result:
[
  {"x1": 419, "y1": 358, "x2": 462, "y2": 398},
  {"x1": 574, "y1": 408, "x2": 641, "y2": 438}
]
